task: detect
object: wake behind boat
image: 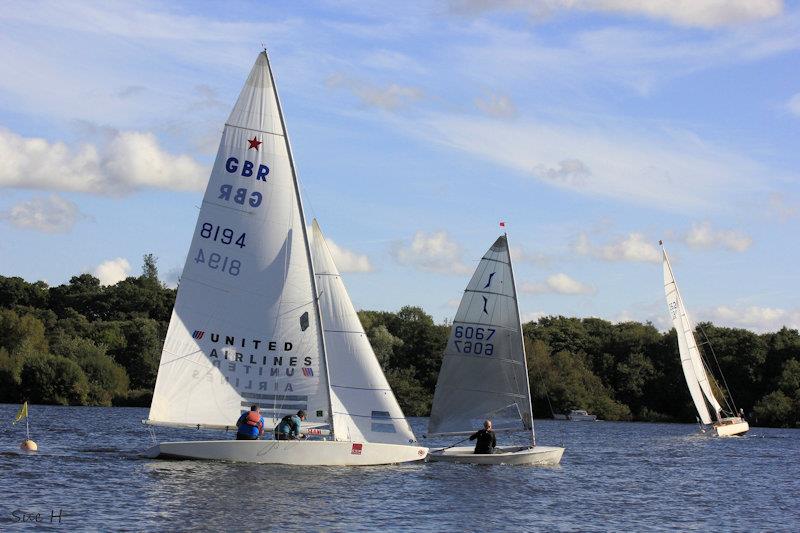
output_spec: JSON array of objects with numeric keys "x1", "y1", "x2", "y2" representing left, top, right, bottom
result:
[
  {"x1": 661, "y1": 242, "x2": 749, "y2": 437},
  {"x1": 143, "y1": 52, "x2": 426, "y2": 465},
  {"x1": 426, "y1": 234, "x2": 564, "y2": 466}
]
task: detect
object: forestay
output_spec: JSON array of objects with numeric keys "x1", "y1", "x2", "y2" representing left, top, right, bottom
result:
[
  {"x1": 310, "y1": 221, "x2": 416, "y2": 445},
  {"x1": 428, "y1": 236, "x2": 532, "y2": 436},
  {"x1": 662, "y1": 247, "x2": 722, "y2": 425},
  {"x1": 148, "y1": 52, "x2": 332, "y2": 430}
]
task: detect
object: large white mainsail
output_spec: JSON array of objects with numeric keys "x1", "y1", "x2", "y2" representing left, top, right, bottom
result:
[
  {"x1": 147, "y1": 52, "x2": 333, "y2": 431},
  {"x1": 310, "y1": 220, "x2": 417, "y2": 445},
  {"x1": 428, "y1": 235, "x2": 534, "y2": 439},
  {"x1": 662, "y1": 246, "x2": 723, "y2": 424}
]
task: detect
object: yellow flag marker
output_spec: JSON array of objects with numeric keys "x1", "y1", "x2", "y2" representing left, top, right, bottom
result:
[
  {"x1": 14, "y1": 402, "x2": 38, "y2": 452},
  {"x1": 13, "y1": 401, "x2": 28, "y2": 424}
]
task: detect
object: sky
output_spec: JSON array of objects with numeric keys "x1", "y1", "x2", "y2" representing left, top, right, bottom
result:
[{"x1": 0, "y1": 0, "x2": 798, "y2": 332}]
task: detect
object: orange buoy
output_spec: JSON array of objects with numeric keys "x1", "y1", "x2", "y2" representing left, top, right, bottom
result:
[{"x1": 20, "y1": 439, "x2": 38, "y2": 451}]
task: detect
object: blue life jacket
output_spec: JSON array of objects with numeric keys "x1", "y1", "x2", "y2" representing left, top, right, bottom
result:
[{"x1": 236, "y1": 411, "x2": 265, "y2": 437}]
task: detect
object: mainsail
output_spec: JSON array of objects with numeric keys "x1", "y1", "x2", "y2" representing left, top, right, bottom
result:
[
  {"x1": 310, "y1": 220, "x2": 416, "y2": 445},
  {"x1": 148, "y1": 52, "x2": 332, "y2": 430},
  {"x1": 662, "y1": 246, "x2": 722, "y2": 425},
  {"x1": 428, "y1": 235, "x2": 534, "y2": 439}
]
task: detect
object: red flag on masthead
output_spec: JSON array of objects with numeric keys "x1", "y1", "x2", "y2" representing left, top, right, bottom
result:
[{"x1": 499, "y1": 221, "x2": 505, "y2": 228}]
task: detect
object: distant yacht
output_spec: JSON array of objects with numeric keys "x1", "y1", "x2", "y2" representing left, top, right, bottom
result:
[
  {"x1": 660, "y1": 241, "x2": 749, "y2": 437},
  {"x1": 567, "y1": 409, "x2": 598, "y2": 421}
]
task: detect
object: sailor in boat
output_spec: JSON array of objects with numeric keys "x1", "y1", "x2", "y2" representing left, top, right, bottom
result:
[
  {"x1": 236, "y1": 405, "x2": 265, "y2": 440},
  {"x1": 274, "y1": 410, "x2": 306, "y2": 441},
  {"x1": 468, "y1": 420, "x2": 497, "y2": 454}
]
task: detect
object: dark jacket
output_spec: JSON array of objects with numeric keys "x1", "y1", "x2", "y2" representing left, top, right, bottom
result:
[{"x1": 469, "y1": 429, "x2": 496, "y2": 454}]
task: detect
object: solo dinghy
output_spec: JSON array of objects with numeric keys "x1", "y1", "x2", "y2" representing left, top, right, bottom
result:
[
  {"x1": 143, "y1": 52, "x2": 426, "y2": 465},
  {"x1": 427, "y1": 234, "x2": 564, "y2": 465},
  {"x1": 661, "y1": 242, "x2": 749, "y2": 437}
]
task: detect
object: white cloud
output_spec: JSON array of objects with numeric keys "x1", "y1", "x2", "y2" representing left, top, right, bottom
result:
[
  {"x1": 327, "y1": 74, "x2": 424, "y2": 111},
  {"x1": 164, "y1": 266, "x2": 182, "y2": 289},
  {"x1": 0, "y1": 194, "x2": 88, "y2": 233},
  {"x1": 418, "y1": 114, "x2": 762, "y2": 212},
  {"x1": 93, "y1": 258, "x2": 131, "y2": 286},
  {"x1": 449, "y1": 0, "x2": 784, "y2": 28},
  {"x1": 0, "y1": 128, "x2": 206, "y2": 195},
  {"x1": 707, "y1": 305, "x2": 800, "y2": 332},
  {"x1": 322, "y1": 237, "x2": 374, "y2": 273},
  {"x1": 475, "y1": 94, "x2": 517, "y2": 118},
  {"x1": 767, "y1": 192, "x2": 799, "y2": 220},
  {"x1": 521, "y1": 273, "x2": 595, "y2": 295},
  {"x1": 573, "y1": 232, "x2": 661, "y2": 263},
  {"x1": 392, "y1": 230, "x2": 470, "y2": 274},
  {"x1": 684, "y1": 222, "x2": 752, "y2": 252},
  {"x1": 788, "y1": 93, "x2": 800, "y2": 116},
  {"x1": 520, "y1": 310, "x2": 547, "y2": 323}
]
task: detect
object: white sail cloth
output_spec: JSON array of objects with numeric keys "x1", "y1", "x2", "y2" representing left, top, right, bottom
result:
[
  {"x1": 428, "y1": 236, "x2": 532, "y2": 436},
  {"x1": 310, "y1": 221, "x2": 416, "y2": 445},
  {"x1": 662, "y1": 248, "x2": 722, "y2": 425},
  {"x1": 148, "y1": 53, "x2": 331, "y2": 429}
]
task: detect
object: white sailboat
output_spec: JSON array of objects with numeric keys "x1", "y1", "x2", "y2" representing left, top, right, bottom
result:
[
  {"x1": 427, "y1": 234, "x2": 564, "y2": 465},
  {"x1": 661, "y1": 242, "x2": 749, "y2": 437},
  {"x1": 143, "y1": 52, "x2": 427, "y2": 465}
]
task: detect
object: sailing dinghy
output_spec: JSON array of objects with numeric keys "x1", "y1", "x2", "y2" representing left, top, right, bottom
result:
[
  {"x1": 661, "y1": 242, "x2": 749, "y2": 437},
  {"x1": 143, "y1": 52, "x2": 426, "y2": 465},
  {"x1": 427, "y1": 234, "x2": 564, "y2": 465}
]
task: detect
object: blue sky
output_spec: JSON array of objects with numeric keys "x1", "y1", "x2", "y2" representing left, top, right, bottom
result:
[{"x1": 0, "y1": 0, "x2": 798, "y2": 331}]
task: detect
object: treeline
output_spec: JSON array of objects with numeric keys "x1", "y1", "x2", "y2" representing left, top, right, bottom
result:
[{"x1": 0, "y1": 261, "x2": 798, "y2": 427}]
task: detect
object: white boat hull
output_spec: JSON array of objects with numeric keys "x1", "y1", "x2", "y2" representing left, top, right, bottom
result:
[
  {"x1": 714, "y1": 418, "x2": 749, "y2": 437},
  {"x1": 145, "y1": 439, "x2": 428, "y2": 466},
  {"x1": 427, "y1": 445, "x2": 564, "y2": 466}
]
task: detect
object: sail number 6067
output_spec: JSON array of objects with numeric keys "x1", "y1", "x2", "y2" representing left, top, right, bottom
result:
[{"x1": 453, "y1": 325, "x2": 495, "y2": 356}]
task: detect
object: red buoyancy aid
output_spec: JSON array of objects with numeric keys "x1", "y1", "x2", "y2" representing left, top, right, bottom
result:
[{"x1": 245, "y1": 411, "x2": 263, "y2": 430}]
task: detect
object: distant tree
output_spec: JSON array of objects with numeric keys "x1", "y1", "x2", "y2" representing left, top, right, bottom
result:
[
  {"x1": 367, "y1": 325, "x2": 403, "y2": 370},
  {"x1": 142, "y1": 253, "x2": 160, "y2": 283},
  {"x1": 113, "y1": 318, "x2": 163, "y2": 389},
  {"x1": 0, "y1": 309, "x2": 48, "y2": 355},
  {"x1": 20, "y1": 353, "x2": 89, "y2": 405}
]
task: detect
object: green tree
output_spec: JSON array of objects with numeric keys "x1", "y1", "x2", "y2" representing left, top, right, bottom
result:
[
  {"x1": 0, "y1": 309, "x2": 48, "y2": 355},
  {"x1": 367, "y1": 324, "x2": 403, "y2": 370},
  {"x1": 20, "y1": 353, "x2": 89, "y2": 405}
]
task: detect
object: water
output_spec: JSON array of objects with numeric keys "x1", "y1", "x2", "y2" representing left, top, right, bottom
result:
[{"x1": 2, "y1": 405, "x2": 798, "y2": 532}]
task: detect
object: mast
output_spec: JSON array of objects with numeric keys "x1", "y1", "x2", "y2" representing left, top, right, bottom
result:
[
  {"x1": 263, "y1": 50, "x2": 335, "y2": 437},
  {"x1": 505, "y1": 231, "x2": 536, "y2": 446}
]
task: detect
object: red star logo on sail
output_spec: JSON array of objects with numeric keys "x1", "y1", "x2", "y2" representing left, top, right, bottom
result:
[{"x1": 247, "y1": 136, "x2": 262, "y2": 150}]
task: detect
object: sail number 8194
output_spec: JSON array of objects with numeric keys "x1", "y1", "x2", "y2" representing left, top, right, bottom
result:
[
  {"x1": 194, "y1": 248, "x2": 241, "y2": 276},
  {"x1": 453, "y1": 325, "x2": 495, "y2": 355}
]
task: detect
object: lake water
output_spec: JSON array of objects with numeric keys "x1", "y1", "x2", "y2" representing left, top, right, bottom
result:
[{"x1": 1, "y1": 404, "x2": 798, "y2": 532}]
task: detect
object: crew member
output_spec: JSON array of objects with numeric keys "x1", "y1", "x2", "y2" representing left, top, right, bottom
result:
[
  {"x1": 236, "y1": 404, "x2": 265, "y2": 440},
  {"x1": 469, "y1": 419, "x2": 497, "y2": 454},
  {"x1": 275, "y1": 410, "x2": 306, "y2": 440}
]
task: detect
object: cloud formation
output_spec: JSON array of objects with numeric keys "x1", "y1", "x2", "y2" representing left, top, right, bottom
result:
[
  {"x1": 421, "y1": 115, "x2": 762, "y2": 212},
  {"x1": 0, "y1": 128, "x2": 206, "y2": 195},
  {"x1": 93, "y1": 258, "x2": 131, "y2": 286},
  {"x1": 708, "y1": 305, "x2": 800, "y2": 332},
  {"x1": 449, "y1": 0, "x2": 784, "y2": 28},
  {"x1": 684, "y1": 222, "x2": 752, "y2": 252},
  {"x1": 475, "y1": 94, "x2": 517, "y2": 118},
  {"x1": 573, "y1": 232, "x2": 661, "y2": 263},
  {"x1": 323, "y1": 237, "x2": 374, "y2": 273},
  {"x1": 327, "y1": 74, "x2": 424, "y2": 111},
  {"x1": 392, "y1": 230, "x2": 470, "y2": 274},
  {"x1": 521, "y1": 273, "x2": 595, "y2": 295},
  {"x1": 788, "y1": 93, "x2": 800, "y2": 116},
  {"x1": 0, "y1": 194, "x2": 88, "y2": 233}
]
